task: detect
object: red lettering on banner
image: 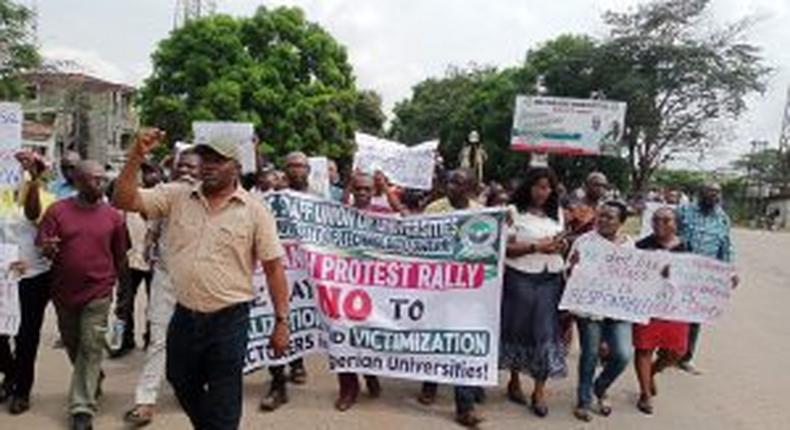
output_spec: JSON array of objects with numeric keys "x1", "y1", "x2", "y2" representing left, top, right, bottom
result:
[
  {"x1": 343, "y1": 289, "x2": 372, "y2": 321},
  {"x1": 317, "y1": 285, "x2": 372, "y2": 322}
]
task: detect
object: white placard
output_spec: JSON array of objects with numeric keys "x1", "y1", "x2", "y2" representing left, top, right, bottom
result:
[
  {"x1": 0, "y1": 102, "x2": 22, "y2": 190},
  {"x1": 353, "y1": 133, "x2": 438, "y2": 190},
  {"x1": 0, "y1": 244, "x2": 20, "y2": 335},
  {"x1": 308, "y1": 157, "x2": 330, "y2": 199}
]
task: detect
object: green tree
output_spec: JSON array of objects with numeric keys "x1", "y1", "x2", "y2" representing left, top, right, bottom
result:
[
  {"x1": 389, "y1": 39, "x2": 632, "y2": 189},
  {"x1": 354, "y1": 89, "x2": 386, "y2": 135},
  {"x1": 731, "y1": 148, "x2": 787, "y2": 185},
  {"x1": 593, "y1": 0, "x2": 771, "y2": 192},
  {"x1": 139, "y1": 6, "x2": 378, "y2": 163},
  {"x1": 0, "y1": 0, "x2": 40, "y2": 99}
]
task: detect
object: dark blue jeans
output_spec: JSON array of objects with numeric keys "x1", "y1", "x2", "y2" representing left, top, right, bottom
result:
[
  {"x1": 576, "y1": 318, "x2": 633, "y2": 408},
  {"x1": 167, "y1": 302, "x2": 250, "y2": 430}
]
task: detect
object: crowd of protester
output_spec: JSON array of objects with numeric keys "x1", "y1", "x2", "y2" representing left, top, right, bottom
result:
[{"x1": 0, "y1": 129, "x2": 735, "y2": 430}]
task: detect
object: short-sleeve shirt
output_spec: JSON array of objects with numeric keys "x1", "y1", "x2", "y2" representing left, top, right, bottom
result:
[
  {"x1": 37, "y1": 198, "x2": 127, "y2": 307},
  {"x1": 506, "y1": 208, "x2": 565, "y2": 274},
  {"x1": 139, "y1": 182, "x2": 285, "y2": 313},
  {"x1": 2, "y1": 178, "x2": 56, "y2": 279},
  {"x1": 677, "y1": 204, "x2": 733, "y2": 262}
]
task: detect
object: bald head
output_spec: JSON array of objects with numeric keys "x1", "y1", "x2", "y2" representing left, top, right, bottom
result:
[{"x1": 73, "y1": 160, "x2": 107, "y2": 204}]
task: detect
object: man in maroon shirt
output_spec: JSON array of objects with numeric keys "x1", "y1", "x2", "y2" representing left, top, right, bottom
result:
[{"x1": 37, "y1": 160, "x2": 128, "y2": 430}]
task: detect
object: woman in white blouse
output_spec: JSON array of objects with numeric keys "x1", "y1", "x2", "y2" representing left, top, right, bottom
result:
[{"x1": 500, "y1": 167, "x2": 567, "y2": 418}]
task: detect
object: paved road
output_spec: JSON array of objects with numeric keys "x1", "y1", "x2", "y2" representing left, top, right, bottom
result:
[{"x1": 1, "y1": 229, "x2": 788, "y2": 429}]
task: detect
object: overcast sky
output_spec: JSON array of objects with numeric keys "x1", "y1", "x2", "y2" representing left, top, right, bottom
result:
[{"x1": 31, "y1": 0, "x2": 790, "y2": 168}]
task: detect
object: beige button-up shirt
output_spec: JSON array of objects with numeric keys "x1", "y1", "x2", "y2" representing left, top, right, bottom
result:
[{"x1": 139, "y1": 182, "x2": 284, "y2": 313}]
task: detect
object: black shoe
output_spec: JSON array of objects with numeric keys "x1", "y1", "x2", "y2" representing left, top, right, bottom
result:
[
  {"x1": 71, "y1": 412, "x2": 93, "y2": 430},
  {"x1": 259, "y1": 386, "x2": 288, "y2": 412},
  {"x1": 9, "y1": 396, "x2": 30, "y2": 415}
]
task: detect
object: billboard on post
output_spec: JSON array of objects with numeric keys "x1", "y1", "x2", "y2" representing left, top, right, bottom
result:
[{"x1": 511, "y1": 96, "x2": 627, "y2": 155}]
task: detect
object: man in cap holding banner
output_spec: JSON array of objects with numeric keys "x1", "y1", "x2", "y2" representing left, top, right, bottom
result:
[{"x1": 113, "y1": 128, "x2": 291, "y2": 430}]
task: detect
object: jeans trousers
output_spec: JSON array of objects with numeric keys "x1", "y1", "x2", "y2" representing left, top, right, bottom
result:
[{"x1": 576, "y1": 318, "x2": 633, "y2": 408}]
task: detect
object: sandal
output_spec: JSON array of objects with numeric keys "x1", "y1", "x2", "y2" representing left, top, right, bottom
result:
[
  {"x1": 637, "y1": 396, "x2": 654, "y2": 415},
  {"x1": 124, "y1": 405, "x2": 154, "y2": 427}
]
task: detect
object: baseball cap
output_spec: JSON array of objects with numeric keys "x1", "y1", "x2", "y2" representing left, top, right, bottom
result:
[{"x1": 195, "y1": 134, "x2": 241, "y2": 164}]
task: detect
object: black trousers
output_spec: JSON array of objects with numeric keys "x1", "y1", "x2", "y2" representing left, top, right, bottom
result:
[
  {"x1": 0, "y1": 272, "x2": 51, "y2": 399},
  {"x1": 114, "y1": 268, "x2": 152, "y2": 346},
  {"x1": 167, "y1": 303, "x2": 250, "y2": 430}
]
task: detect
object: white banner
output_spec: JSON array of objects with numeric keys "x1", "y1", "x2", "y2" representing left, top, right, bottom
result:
[
  {"x1": 245, "y1": 192, "x2": 506, "y2": 386},
  {"x1": 561, "y1": 235, "x2": 735, "y2": 324},
  {"x1": 245, "y1": 242, "x2": 323, "y2": 372},
  {"x1": 353, "y1": 133, "x2": 438, "y2": 190},
  {"x1": 193, "y1": 122, "x2": 256, "y2": 174},
  {"x1": 0, "y1": 244, "x2": 20, "y2": 336},
  {"x1": 511, "y1": 96, "x2": 626, "y2": 155}
]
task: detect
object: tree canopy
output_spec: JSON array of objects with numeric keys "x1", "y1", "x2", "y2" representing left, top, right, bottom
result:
[
  {"x1": 390, "y1": 0, "x2": 770, "y2": 192},
  {"x1": 139, "y1": 6, "x2": 383, "y2": 162},
  {"x1": 0, "y1": 0, "x2": 40, "y2": 99}
]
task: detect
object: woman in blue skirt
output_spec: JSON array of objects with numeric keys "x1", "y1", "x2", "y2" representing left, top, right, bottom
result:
[{"x1": 500, "y1": 167, "x2": 568, "y2": 417}]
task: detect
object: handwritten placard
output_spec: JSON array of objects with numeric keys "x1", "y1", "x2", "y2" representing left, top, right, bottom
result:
[
  {"x1": 561, "y1": 235, "x2": 735, "y2": 324},
  {"x1": 560, "y1": 237, "x2": 668, "y2": 323},
  {"x1": 0, "y1": 102, "x2": 22, "y2": 190},
  {"x1": 654, "y1": 253, "x2": 735, "y2": 324},
  {"x1": 0, "y1": 244, "x2": 20, "y2": 335},
  {"x1": 353, "y1": 133, "x2": 438, "y2": 190}
]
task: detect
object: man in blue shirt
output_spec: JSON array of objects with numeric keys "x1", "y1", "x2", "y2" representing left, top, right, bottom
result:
[{"x1": 676, "y1": 182, "x2": 735, "y2": 374}]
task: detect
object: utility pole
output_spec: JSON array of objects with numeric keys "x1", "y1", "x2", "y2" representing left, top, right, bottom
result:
[
  {"x1": 173, "y1": 0, "x2": 217, "y2": 30},
  {"x1": 779, "y1": 86, "x2": 790, "y2": 192}
]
